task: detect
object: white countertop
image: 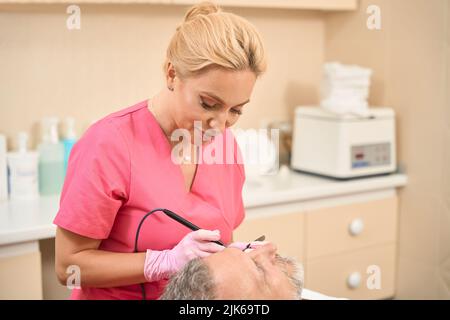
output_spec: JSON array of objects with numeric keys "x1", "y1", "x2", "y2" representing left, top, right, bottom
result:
[
  {"x1": 0, "y1": 195, "x2": 60, "y2": 247},
  {"x1": 243, "y1": 166, "x2": 408, "y2": 208},
  {"x1": 0, "y1": 168, "x2": 407, "y2": 246}
]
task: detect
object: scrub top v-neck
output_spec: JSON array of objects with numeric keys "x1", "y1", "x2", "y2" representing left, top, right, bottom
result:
[
  {"x1": 147, "y1": 106, "x2": 200, "y2": 194},
  {"x1": 53, "y1": 99, "x2": 246, "y2": 300}
]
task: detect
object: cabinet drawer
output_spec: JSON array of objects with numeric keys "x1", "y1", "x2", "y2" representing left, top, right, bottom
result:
[
  {"x1": 234, "y1": 212, "x2": 305, "y2": 262},
  {"x1": 305, "y1": 243, "x2": 396, "y2": 300},
  {"x1": 0, "y1": 251, "x2": 43, "y2": 299},
  {"x1": 305, "y1": 196, "x2": 397, "y2": 259}
]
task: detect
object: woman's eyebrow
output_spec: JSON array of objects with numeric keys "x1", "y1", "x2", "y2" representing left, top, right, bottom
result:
[{"x1": 201, "y1": 91, "x2": 250, "y2": 107}]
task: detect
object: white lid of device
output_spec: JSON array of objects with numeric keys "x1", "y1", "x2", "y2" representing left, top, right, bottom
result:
[{"x1": 295, "y1": 106, "x2": 394, "y2": 121}]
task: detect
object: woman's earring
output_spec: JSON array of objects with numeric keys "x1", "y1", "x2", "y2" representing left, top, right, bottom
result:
[{"x1": 168, "y1": 86, "x2": 174, "y2": 92}]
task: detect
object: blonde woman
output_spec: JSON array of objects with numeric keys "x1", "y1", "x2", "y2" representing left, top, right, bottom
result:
[{"x1": 54, "y1": 1, "x2": 267, "y2": 300}]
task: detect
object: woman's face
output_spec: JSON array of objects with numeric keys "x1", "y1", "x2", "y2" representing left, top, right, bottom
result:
[{"x1": 169, "y1": 66, "x2": 257, "y2": 145}]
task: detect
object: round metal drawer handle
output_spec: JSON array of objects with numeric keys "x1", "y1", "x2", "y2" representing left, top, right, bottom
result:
[
  {"x1": 348, "y1": 218, "x2": 364, "y2": 236},
  {"x1": 347, "y1": 272, "x2": 362, "y2": 289}
]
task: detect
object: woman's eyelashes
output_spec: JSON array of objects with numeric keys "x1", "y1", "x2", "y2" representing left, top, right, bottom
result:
[
  {"x1": 231, "y1": 108, "x2": 243, "y2": 115},
  {"x1": 200, "y1": 100, "x2": 217, "y2": 110},
  {"x1": 200, "y1": 99, "x2": 243, "y2": 115}
]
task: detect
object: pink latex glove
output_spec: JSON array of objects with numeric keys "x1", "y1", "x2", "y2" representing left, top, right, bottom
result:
[
  {"x1": 144, "y1": 229, "x2": 224, "y2": 282},
  {"x1": 228, "y1": 241, "x2": 269, "y2": 252}
]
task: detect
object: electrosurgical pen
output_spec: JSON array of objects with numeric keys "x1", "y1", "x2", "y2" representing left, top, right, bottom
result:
[
  {"x1": 243, "y1": 235, "x2": 266, "y2": 251},
  {"x1": 162, "y1": 209, "x2": 225, "y2": 247}
]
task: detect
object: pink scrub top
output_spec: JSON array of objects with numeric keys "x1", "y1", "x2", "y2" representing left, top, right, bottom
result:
[{"x1": 53, "y1": 99, "x2": 246, "y2": 300}]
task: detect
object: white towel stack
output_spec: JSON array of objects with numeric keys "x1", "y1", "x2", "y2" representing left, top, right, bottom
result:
[{"x1": 320, "y1": 62, "x2": 373, "y2": 116}]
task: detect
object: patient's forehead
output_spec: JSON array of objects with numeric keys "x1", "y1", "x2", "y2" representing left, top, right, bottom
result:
[
  {"x1": 204, "y1": 247, "x2": 246, "y2": 265},
  {"x1": 203, "y1": 248, "x2": 256, "y2": 278},
  {"x1": 203, "y1": 244, "x2": 285, "y2": 275},
  {"x1": 203, "y1": 248, "x2": 259, "y2": 298}
]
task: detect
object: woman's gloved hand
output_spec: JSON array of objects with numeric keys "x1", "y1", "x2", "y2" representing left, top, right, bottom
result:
[{"x1": 144, "y1": 229, "x2": 224, "y2": 282}]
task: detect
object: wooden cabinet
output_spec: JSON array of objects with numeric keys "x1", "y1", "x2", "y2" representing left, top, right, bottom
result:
[
  {"x1": 305, "y1": 243, "x2": 396, "y2": 300},
  {"x1": 0, "y1": 0, "x2": 358, "y2": 11},
  {"x1": 0, "y1": 242, "x2": 43, "y2": 300},
  {"x1": 305, "y1": 196, "x2": 398, "y2": 260},
  {"x1": 173, "y1": 0, "x2": 358, "y2": 10},
  {"x1": 233, "y1": 194, "x2": 399, "y2": 300}
]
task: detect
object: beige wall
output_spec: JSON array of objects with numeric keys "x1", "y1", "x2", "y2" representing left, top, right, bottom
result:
[
  {"x1": 325, "y1": 0, "x2": 450, "y2": 299},
  {"x1": 0, "y1": 4, "x2": 324, "y2": 149}
]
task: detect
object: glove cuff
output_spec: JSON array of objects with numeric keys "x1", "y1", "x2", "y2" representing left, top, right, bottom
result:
[{"x1": 143, "y1": 249, "x2": 177, "y2": 282}]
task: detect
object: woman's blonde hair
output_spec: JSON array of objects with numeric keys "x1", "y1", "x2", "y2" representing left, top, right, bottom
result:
[{"x1": 164, "y1": 1, "x2": 267, "y2": 79}]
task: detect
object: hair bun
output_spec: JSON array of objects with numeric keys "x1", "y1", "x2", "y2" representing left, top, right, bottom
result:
[{"x1": 183, "y1": 1, "x2": 221, "y2": 23}]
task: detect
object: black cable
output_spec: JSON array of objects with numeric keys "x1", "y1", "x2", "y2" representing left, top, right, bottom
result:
[
  {"x1": 133, "y1": 208, "x2": 166, "y2": 301},
  {"x1": 133, "y1": 207, "x2": 226, "y2": 300}
]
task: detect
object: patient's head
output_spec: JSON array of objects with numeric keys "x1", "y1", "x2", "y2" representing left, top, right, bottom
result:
[{"x1": 160, "y1": 243, "x2": 304, "y2": 300}]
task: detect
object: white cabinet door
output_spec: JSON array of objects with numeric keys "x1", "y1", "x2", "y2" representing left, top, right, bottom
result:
[{"x1": 0, "y1": 242, "x2": 43, "y2": 300}]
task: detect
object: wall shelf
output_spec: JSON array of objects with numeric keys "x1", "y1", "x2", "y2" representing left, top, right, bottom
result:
[{"x1": 0, "y1": 0, "x2": 359, "y2": 11}]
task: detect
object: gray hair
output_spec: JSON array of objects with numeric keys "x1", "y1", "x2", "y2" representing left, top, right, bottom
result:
[
  {"x1": 159, "y1": 258, "x2": 216, "y2": 300},
  {"x1": 275, "y1": 255, "x2": 304, "y2": 300}
]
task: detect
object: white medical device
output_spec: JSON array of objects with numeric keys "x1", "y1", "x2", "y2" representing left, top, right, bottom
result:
[{"x1": 291, "y1": 107, "x2": 397, "y2": 179}]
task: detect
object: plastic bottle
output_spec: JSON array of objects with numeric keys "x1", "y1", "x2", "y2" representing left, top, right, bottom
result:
[
  {"x1": 37, "y1": 117, "x2": 65, "y2": 195},
  {"x1": 0, "y1": 134, "x2": 8, "y2": 202},
  {"x1": 6, "y1": 132, "x2": 39, "y2": 200},
  {"x1": 62, "y1": 117, "x2": 77, "y2": 175}
]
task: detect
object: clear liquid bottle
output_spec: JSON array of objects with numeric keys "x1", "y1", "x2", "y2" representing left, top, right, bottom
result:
[
  {"x1": 38, "y1": 117, "x2": 65, "y2": 195},
  {"x1": 62, "y1": 117, "x2": 77, "y2": 176}
]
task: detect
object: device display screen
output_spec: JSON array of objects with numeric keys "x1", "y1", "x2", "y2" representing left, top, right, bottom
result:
[{"x1": 351, "y1": 143, "x2": 391, "y2": 169}]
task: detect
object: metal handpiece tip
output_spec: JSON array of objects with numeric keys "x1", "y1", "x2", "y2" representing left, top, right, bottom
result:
[{"x1": 254, "y1": 235, "x2": 265, "y2": 242}]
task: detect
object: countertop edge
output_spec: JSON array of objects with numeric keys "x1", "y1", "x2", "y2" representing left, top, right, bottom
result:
[
  {"x1": 243, "y1": 174, "x2": 408, "y2": 208},
  {"x1": 0, "y1": 225, "x2": 56, "y2": 247}
]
